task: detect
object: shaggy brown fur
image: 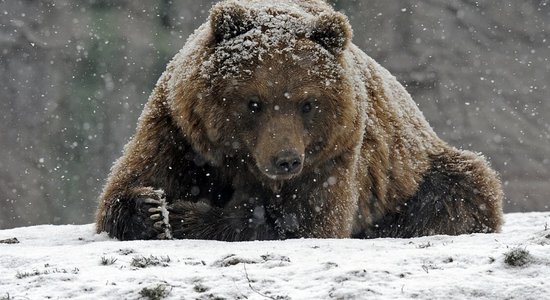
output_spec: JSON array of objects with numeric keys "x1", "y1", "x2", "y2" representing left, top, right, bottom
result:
[{"x1": 96, "y1": 0, "x2": 503, "y2": 241}]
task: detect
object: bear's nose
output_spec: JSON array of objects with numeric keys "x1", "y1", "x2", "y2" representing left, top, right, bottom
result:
[{"x1": 272, "y1": 151, "x2": 303, "y2": 175}]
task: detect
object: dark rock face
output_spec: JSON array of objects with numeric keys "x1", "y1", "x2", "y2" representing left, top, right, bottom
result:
[{"x1": 0, "y1": 0, "x2": 547, "y2": 228}]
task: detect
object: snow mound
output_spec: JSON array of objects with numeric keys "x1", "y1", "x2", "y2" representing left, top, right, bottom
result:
[{"x1": 1, "y1": 213, "x2": 549, "y2": 299}]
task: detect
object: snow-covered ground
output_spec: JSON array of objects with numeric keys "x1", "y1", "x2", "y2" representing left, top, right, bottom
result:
[{"x1": 1, "y1": 212, "x2": 549, "y2": 300}]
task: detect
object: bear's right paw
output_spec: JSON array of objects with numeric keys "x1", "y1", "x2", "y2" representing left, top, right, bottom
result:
[{"x1": 129, "y1": 187, "x2": 172, "y2": 240}]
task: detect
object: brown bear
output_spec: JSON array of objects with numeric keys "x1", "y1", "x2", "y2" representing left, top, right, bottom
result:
[{"x1": 95, "y1": 0, "x2": 503, "y2": 241}]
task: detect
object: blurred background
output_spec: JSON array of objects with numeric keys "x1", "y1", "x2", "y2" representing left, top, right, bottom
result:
[{"x1": 0, "y1": 0, "x2": 548, "y2": 229}]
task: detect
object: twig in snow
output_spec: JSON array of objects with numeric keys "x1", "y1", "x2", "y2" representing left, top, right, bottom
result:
[
  {"x1": 1, "y1": 293, "x2": 30, "y2": 300},
  {"x1": 231, "y1": 278, "x2": 248, "y2": 299},
  {"x1": 243, "y1": 264, "x2": 276, "y2": 300},
  {"x1": 421, "y1": 265, "x2": 429, "y2": 273}
]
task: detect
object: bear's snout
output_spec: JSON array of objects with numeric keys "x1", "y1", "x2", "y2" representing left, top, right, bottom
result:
[
  {"x1": 253, "y1": 115, "x2": 306, "y2": 181},
  {"x1": 272, "y1": 150, "x2": 303, "y2": 176}
]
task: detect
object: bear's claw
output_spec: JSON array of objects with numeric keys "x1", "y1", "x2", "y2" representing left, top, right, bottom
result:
[
  {"x1": 149, "y1": 214, "x2": 162, "y2": 221},
  {"x1": 143, "y1": 198, "x2": 162, "y2": 205},
  {"x1": 151, "y1": 190, "x2": 172, "y2": 240},
  {"x1": 148, "y1": 207, "x2": 162, "y2": 213},
  {"x1": 153, "y1": 220, "x2": 165, "y2": 229}
]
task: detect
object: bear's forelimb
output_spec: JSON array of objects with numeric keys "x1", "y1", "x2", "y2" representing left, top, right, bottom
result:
[{"x1": 167, "y1": 201, "x2": 278, "y2": 241}]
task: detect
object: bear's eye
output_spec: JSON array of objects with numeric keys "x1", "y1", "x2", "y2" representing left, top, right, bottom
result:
[
  {"x1": 302, "y1": 101, "x2": 313, "y2": 114},
  {"x1": 248, "y1": 96, "x2": 262, "y2": 113}
]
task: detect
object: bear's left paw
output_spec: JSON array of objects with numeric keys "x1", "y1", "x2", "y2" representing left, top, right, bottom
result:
[{"x1": 167, "y1": 201, "x2": 220, "y2": 239}]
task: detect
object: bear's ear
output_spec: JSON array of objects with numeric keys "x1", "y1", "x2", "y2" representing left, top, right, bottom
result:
[
  {"x1": 210, "y1": 2, "x2": 253, "y2": 43},
  {"x1": 310, "y1": 12, "x2": 352, "y2": 54}
]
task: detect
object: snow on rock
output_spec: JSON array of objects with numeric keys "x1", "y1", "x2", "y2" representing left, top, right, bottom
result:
[{"x1": 1, "y1": 213, "x2": 549, "y2": 299}]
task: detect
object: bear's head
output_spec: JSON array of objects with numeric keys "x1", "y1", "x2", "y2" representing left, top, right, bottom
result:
[{"x1": 170, "y1": 1, "x2": 359, "y2": 188}]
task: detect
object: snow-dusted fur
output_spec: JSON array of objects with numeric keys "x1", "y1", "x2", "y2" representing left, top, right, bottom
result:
[{"x1": 96, "y1": 0, "x2": 503, "y2": 241}]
